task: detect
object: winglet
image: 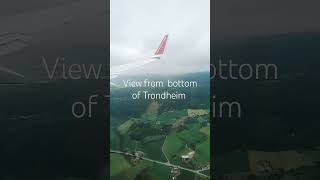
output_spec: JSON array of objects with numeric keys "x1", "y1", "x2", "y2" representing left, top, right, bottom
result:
[{"x1": 152, "y1": 34, "x2": 168, "y2": 58}]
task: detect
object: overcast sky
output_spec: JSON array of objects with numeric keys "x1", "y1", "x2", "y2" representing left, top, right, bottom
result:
[
  {"x1": 111, "y1": 0, "x2": 210, "y2": 75},
  {"x1": 213, "y1": 0, "x2": 320, "y2": 40}
]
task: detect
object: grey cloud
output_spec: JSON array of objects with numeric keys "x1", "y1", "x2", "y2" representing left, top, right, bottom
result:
[
  {"x1": 111, "y1": 0, "x2": 210, "y2": 75},
  {"x1": 214, "y1": 0, "x2": 320, "y2": 40}
]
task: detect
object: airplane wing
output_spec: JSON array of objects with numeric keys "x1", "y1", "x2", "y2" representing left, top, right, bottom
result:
[
  {"x1": 0, "y1": 33, "x2": 30, "y2": 83},
  {"x1": 110, "y1": 34, "x2": 168, "y2": 80},
  {"x1": 0, "y1": 0, "x2": 83, "y2": 57},
  {"x1": 0, "y1": 0, "x2": 107, "y2": 83}
]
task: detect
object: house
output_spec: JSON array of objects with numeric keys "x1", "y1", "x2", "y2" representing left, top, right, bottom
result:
[{"x1": 181, "y1": 151, "x2": 195, "y2": 163}]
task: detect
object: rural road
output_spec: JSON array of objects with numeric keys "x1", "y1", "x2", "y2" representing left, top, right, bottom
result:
[{"x1": 110, "y1": 149, "x2": 210, "y2": 179}]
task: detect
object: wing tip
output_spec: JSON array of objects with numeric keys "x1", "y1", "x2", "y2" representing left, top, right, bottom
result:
[{"x1": 154, "y1": 34, "x2": 169, "y2": 56}]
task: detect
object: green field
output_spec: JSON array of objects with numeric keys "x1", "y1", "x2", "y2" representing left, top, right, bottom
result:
[
  {"x1": 111, "y1": 97, "x2": 210, "y2": 179},
  {"x1": 117, "y1": 119, "x2": 134, "y2": 135},
  {"x1": 140, "y1": 138, "x2": 167, "y2": 162},
  {"x1": 110, "y1": 154, "x2": 131, "y2": 177},
  {"x1": 145, "y1": 163, "x2": 172, "y2": 180},
  {"x1": 121, "y1": 135, "x2": 138, "y2": 150},
  {"x1": 195, "y1": 139, "x2": 210, "y2": 164},
  {"x1": 214, "y1": 151, "x2": 250, "y2": 176},
  {"x1": 110, "y1": 129, "x2": 121, "y2": 150},
  {"x1": 162, "y1": 131, "x2": 185, "y2": 160},
  {"x1": 302, "y1": 150, "x2": 320, "y2": 162},
  {"x1": 111, "y1": 158, "x2": 152, "y2": 180},
  {"x1": 142, "y1": 135, "x2": 165, "y2": 144},
  {"x1": 142, "y1": 101, "x2": 160, "y2": 121},
  {"x1": 200, "y1": 127, "x2": 210, "y2": 136},
  {"x1": 157, "y1": 110, "x2": 187, "y2": 124}
]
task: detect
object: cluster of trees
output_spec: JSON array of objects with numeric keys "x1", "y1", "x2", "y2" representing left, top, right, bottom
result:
[{"x1": 128, "y1": 122, "x2": 163, "y2": 141}]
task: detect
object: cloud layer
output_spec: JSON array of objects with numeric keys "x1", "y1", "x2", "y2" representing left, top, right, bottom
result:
[{"x1": 111, "y1": 0, "x2": 210, "y2": 75}]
